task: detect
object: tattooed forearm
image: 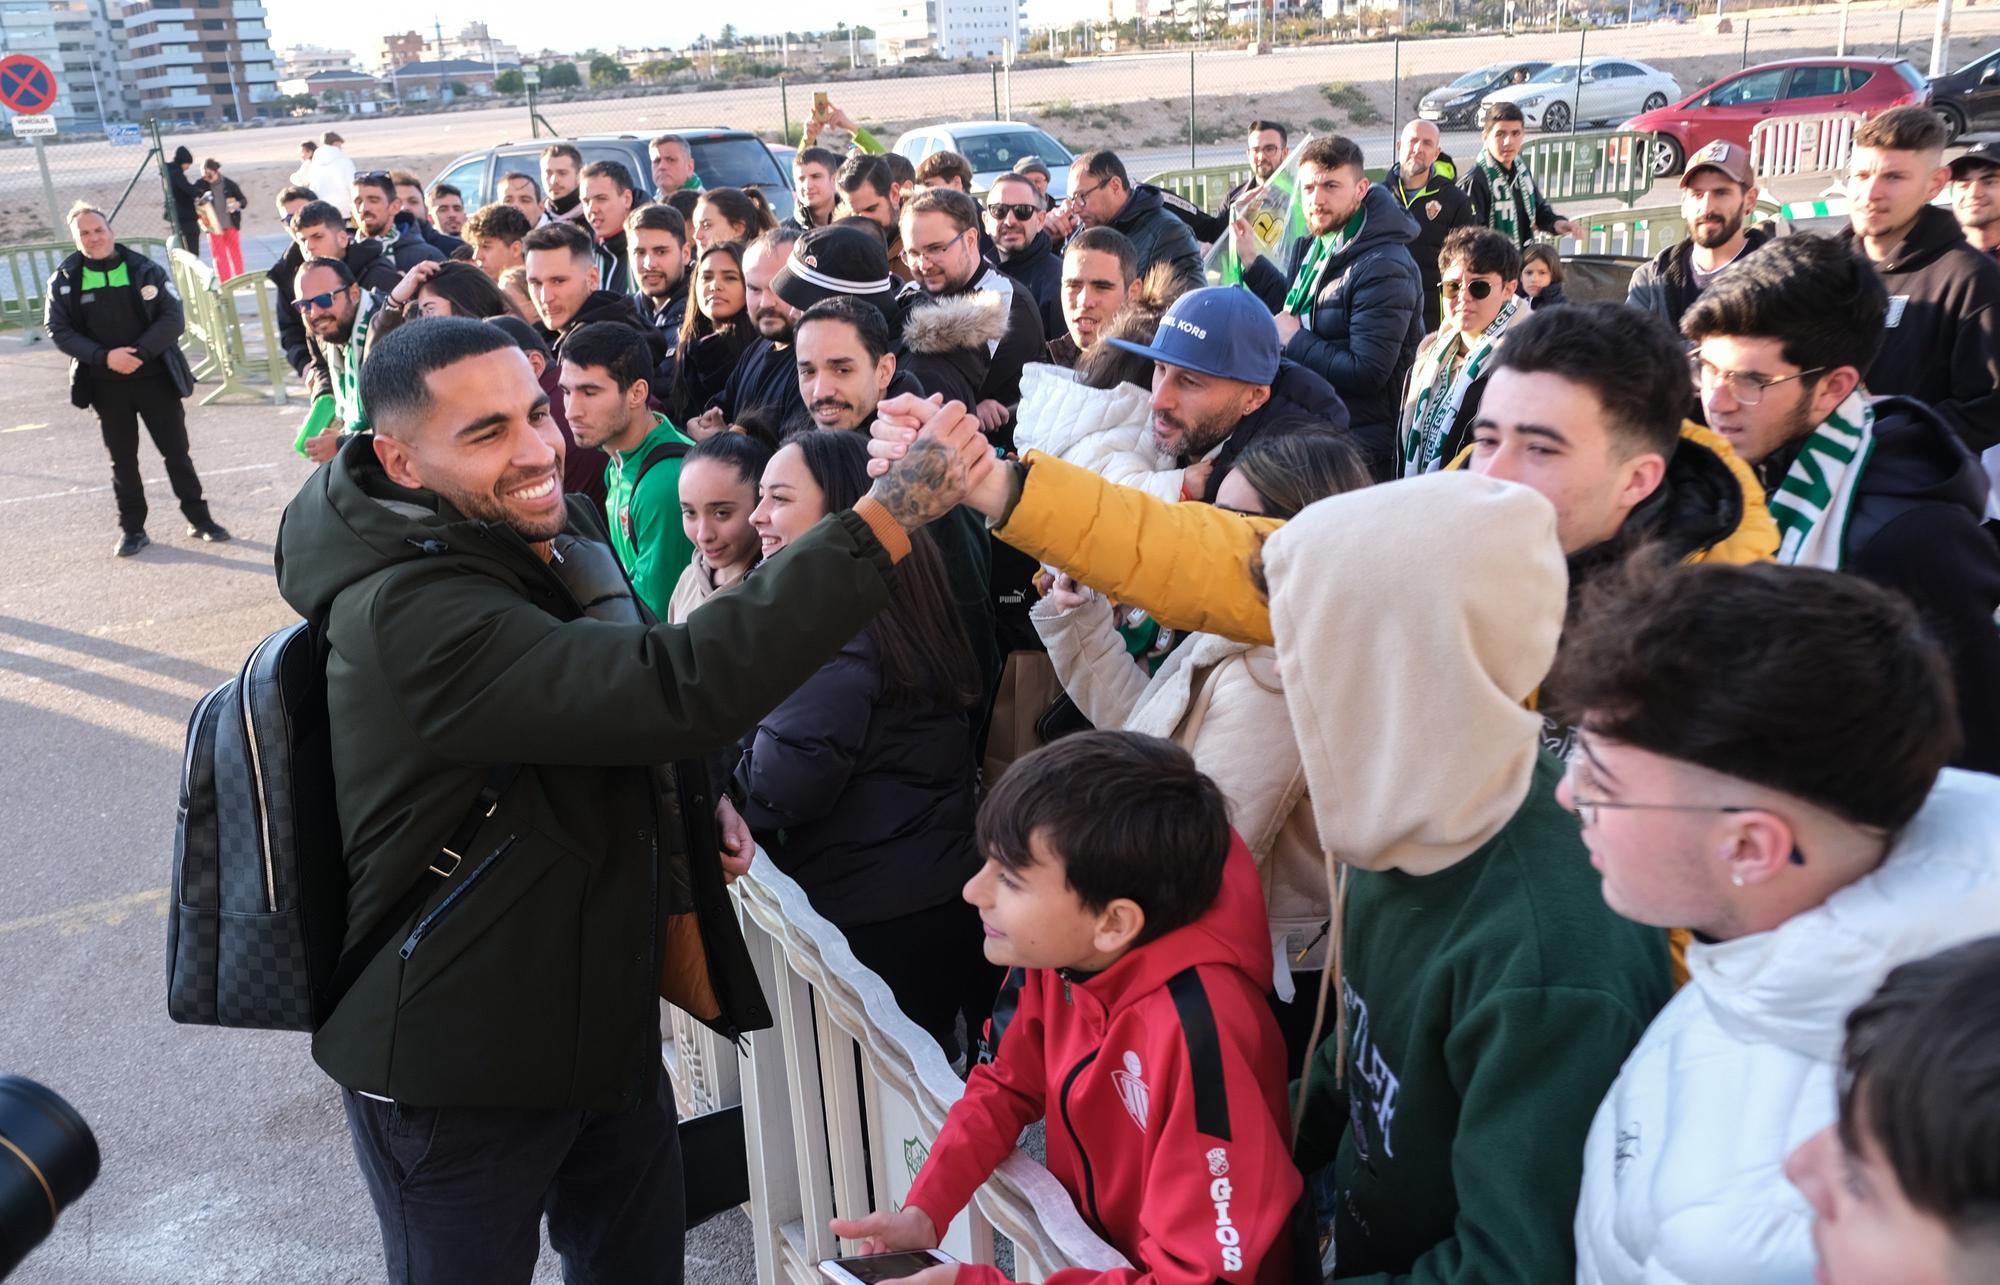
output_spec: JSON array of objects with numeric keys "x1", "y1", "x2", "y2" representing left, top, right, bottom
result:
[{"x1": 866, "y1": 436, "x2": 965, "y2": 530}]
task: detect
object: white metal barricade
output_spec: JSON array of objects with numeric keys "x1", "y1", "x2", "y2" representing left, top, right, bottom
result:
[{"x1": 1750, "y1": 111, "x2": 1864, "y2": 181}]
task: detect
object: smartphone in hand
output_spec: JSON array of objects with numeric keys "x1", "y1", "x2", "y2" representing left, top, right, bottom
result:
[{"x1": 818, "y1": 1249, "x2": 955, "y2": 1285}]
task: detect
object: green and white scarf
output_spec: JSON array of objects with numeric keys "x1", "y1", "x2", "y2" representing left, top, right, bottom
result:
[
  {"x1": 1768, "y1": 391, "x2": 1876, "y2": 569},
  {"x1": 325, "y1": 290, "x2": 379, "y2": 431},
  {"x1": 1400, "y1": 292, "x2": 1525, "y2": 475},
  {"x1": 1476, "y1": 149, "x2": 1542, "y2": 245},
  {"x1": 1284, "y1": 206, "x2": 1366, "y2": 316}
]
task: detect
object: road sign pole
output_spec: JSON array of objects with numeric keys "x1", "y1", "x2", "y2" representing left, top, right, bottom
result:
[{"x1": 34, "y1": 135, "x2": 60, "y2": 234}]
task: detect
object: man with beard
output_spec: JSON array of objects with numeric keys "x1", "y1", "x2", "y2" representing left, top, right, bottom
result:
[
  {"x1": 1627, "y1": 141, "x2": 1774, "y2": 334},
  {"x1": 1386, "y1": 120, "x2": 1475, "y2": 332},
  {"x1": 559, "y1": 321, "x2": 697, "y2": 614},
  {"x1": 786, "y1": 146, "x2": 842, "y2": 230},
  {"x1": 836, "y1": 154, "x2": 911, "y2": 283},
  {"x1": 1240, "y1": 134, "x2": 1422, "y2": 479},
  {"x1": 390, "y1": 170, "x2": 468, "y2": 259},
  {"x1": 1047, "y1": 150, "x2": 1202, "y2": 284},
  {"x1": 1950, "y1": 141, "x2": 2000, "y2": 263},
  {"x1": 1049, "y1": 226, "x2": 1139, "y2": 368},
  {"x1": 522, "y1": 221, "x2": 666, "y2": 386},
  {"x1": 485, "y1": 313, "x2": 608, "y2": 508},
  {"x1": 1838, "y1": 107, "x2": 2000, "y2": 465},
  {"x1": 1461, "y1": 103, "x2": 1576, "y2": 247},
  {"x1": 581, "y1": 160, "x2": 640, "y2": 295},
  {"x1": 900, "y1": 187, "x2": 1044, "y2": 437},
  {"x1": 1105, "y1": 285, "x2": 1350, "y2": 501},
  {"x1": 987, "y1": 173, "x2": 1064, "y2": 341},
  {"x1": 297, "y1": 255, "x2": 393, "y2": 461},
  {"x1": 1164, "y1": 119, "x2": 1290, "y2": 243},
  {"x1": 689, "y1": 227, "x2": 805, "y2": 433},
  {"x1": 427, "y1": 183, "x2": 468, "y2": 239},
  {"x1": 274, "y1": 314, "x2": 985, "y2": 1285},
  {"x1": 541, "y1": 143, "x2": 590, "y2": 227},
  {"x1": 627, "y1": 204, "x2": 690, "y2": 351},
  {"x1": 1682, "y1": 232, "x2": 2000, "y2": 772},
  {"x1": 352, "y1": 172, "x2": 444, "y2": 271}
]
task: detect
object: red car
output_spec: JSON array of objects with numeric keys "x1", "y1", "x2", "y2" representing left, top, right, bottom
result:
[{"x1": 1623, "y1": 57, "x2": 1932, "y2": 177}]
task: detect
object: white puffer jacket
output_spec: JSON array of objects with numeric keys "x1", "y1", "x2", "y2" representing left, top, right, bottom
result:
[
  {"x1": 1575, "y1": 768, "x2": 2000, "y2": 1285},
  {"x1": 1011, "y1": 363, "x2": 1186, "y2": 501}
]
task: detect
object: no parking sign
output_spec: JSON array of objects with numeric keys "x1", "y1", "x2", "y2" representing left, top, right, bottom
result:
[{"x1": 0, "y1": 53, "x2": 58, "y2": 117}]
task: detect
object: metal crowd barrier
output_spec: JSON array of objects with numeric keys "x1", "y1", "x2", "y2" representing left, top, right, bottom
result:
[
  {"x1": 1750, "y1": 111, "x2": 1863, "y2": 181},
  {"x1": 167, "y1": 248, "x2": 291, "y2": 406},
  {"x1": 1518, "y1": 130, "x2": 1660, "y2": 208},
  {"x1": 706, "y1": 857, "x2": 1125, "y2": 1285},
  {"x1": 0, "y1": 237, "x2": 172, "y2": 333},
  {"x1": 1559, "y1": 195, "x2": 1787, "y2": 260}
]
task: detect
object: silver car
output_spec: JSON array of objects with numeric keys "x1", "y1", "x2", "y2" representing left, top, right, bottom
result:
[{"x1": 1481, "y1": 58, "x2": 1681, "y2": 133}]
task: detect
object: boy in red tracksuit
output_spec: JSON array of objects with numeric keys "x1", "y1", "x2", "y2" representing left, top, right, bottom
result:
[{"x1": 830, "y1": 731, "x2": 1302, "y2": 1285}]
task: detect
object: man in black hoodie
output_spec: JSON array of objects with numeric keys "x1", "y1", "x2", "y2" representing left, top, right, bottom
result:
[
  {"x1": 540, "y1": 142, "x2": 588, "y2": 227},
  {"x1": 986, "y1": 172, "x2": 1064, "y2": 342},
  {"x1": 1240, "y1": 135, "x2": 1423, "y2": 480},
  {"x1": 580, "y1": 160, "x2": 639, "y2": 295},
  {"x1": 352, "y1": 172, "x2": 444, "y2": 272},
  {"x1": 521, "y1": 220, "x2": 668, "y2": 390},
  {"x1": 1385, "y1": 120, "x2": 1475, "y2": 332},
  {"x1": 1838, "y1": 106, "x2": 2000, "y2": 462},
  {"x1": 166, "y1": 146, "x2": 201, "y2": 254},
  {"x1": 1628, "y1": 140, "x2": 1776, "y2": 335},
  {"x1": 627, "y1": 204, "x2": 689, "y2": 354},
  {"x1": 1050, "y1": 150, "x2": 1203, "y2": 285},
  {"x1": 1685, "y1": 232, "x2": 2000, "y2": 772},
  {"x1": 898, "y1": 187, "x2": 1044, "y2": 438},
  {"x1": 690, "y1": 226, "x2": 804, "y2": 431}
]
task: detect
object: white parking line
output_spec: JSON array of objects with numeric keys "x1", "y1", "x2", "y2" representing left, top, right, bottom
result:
[{"x1": 0, "y1": 461, "x2": 277, "y2": 505}]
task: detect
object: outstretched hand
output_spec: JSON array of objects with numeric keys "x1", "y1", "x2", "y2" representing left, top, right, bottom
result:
[
  {"x1": 865, "y1": 395, "x2": 1013, "y2": 524},
  {"x1": 828, "y1": 1206, "x2": 939, "y2": 1255},
  {"x1": 863, "y1": 396, "x2": 992, "y2": 532}
]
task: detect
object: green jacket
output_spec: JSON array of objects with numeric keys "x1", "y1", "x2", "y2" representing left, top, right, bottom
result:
[
  {"x1": 606, "y1": 414, "x2": 697, "y2": 619},
  {"x1": 274, "y1": 434, "x2": 900, "y2": 1111},
  {"x1": 1296, "y1": 754, "x2": 1673, "y2": 1283}
]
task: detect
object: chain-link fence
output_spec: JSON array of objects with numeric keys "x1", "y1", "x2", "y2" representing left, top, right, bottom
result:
[{"x1": 0, "y1": 119, "x2": 176, "y2": 244}]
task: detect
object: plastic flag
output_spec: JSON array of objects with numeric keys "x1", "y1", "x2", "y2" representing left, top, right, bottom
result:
[{"x1": 1204, "y1": 134, "x2": 1318, "y2": 287}]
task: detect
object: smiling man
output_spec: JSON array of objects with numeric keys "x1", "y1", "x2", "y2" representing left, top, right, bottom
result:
[
  {"x1": 1950, "y1": 140, "x2": 2000, "y2": 262},
  {"x1": 1627, "y1": 139, "x2": 1774, "y2": 333},
  {"x1": 273, "y1": 313, "x2": 986, "y2": 1285}
]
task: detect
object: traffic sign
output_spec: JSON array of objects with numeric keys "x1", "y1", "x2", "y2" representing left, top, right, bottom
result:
[
  {"x1": 0, "y1": 54, "x2": 58, "y2": 117},
  {"x1": 107, "y1": 122, "x2": 140, "y2": 146},
  {"x1": 12, "y1": 114, "x2": 57, "y2": 137}
]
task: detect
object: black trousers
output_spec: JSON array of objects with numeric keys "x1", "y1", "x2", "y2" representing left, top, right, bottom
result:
[
  {"x1": 342, "y1": 1060, "x2": 685, "y2": 1285},
  {"x1": 92, "y1": 372, "x2": 209, "y2": 534},
  {"x1": 175, "y1": 218, "x2": 201, "y2": 255},
  {"x1": 842, "y1": 897, "x2": 1005, "y2": 1064}
]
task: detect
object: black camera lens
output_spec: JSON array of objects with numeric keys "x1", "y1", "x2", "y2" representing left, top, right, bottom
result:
[{"x1": 0, "y1": 1076, "x2": 100, "y2": 1279}]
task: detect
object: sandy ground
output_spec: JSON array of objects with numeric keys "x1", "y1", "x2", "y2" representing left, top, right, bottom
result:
[{"x1": 2, "y1": 3, "x2": 1991, "y2": 245}]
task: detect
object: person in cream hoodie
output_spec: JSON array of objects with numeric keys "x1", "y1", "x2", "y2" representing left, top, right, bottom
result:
[{"x1": 1553, "y1": 559, "x2": 2000, "y2": 1285}]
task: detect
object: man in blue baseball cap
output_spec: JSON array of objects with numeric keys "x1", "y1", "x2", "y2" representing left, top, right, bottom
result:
[{"x1": 1106, "y1": 284, "x2": 1354, "y2": 500}]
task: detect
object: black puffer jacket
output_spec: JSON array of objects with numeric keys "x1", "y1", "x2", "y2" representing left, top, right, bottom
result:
[
  {"x1": 1244, "y1": 184, "x2": 1425, "y2": 460},
  {"x1": 1108, "y1": 183, "x2": 1205, "y2": 284},
  {"x1": 1762, "y1": 395, "x2": 2000, "y2": 773},
  {"x1": 735, "y1": 624, "x2": 978, "y2": 927},
  {"x1": 44, "y1": 246, "x2": 196, "y2": 408},
  {"x1": 999, "y1": 231, "x2": 1066, "y2": 342}
]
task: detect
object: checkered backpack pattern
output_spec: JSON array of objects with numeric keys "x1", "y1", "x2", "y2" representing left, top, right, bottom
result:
[{"x1": 168, "y1": 621, "x2": 348, "y2": 1031}]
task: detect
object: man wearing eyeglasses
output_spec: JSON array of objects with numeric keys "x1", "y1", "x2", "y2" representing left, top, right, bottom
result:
[
  {"x1": 898, "y1": 187, "x2": 1045, "y2": 438},
  {"x1": 1626, "y1": 140, "x2": 1774, "y2": 336},
  {"x1": 1682, "y1": 232, "x2": 2000, "y2": 773},
  {"x1": 1557, "y1": 557, "x2": 2000, "y2": 1285},
  {"x1": 1050, "y1": 150, "x2": 1202, "y2": 286},
  {"x1": 986, "y1": 173, "x2": 1064, "y2": 342},
  {"x1": 1162, "y1": 120, "x2": 1292, "y2": 245}
]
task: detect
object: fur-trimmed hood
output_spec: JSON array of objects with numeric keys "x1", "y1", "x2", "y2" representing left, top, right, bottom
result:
[{"x1": 899, "y1": 289, "x2": 1009, "y2": 355}]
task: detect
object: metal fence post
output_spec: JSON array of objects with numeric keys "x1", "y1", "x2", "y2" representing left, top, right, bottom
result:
[
  {"x1": 527, "y1": 84, "x2": 541, "y2": 139},
  {"x1": 1894, "y1": 6, "x2": 1905, "y2": 58},
  {"x1": 1741, "y1": 18, "x2": 1751, "y2": 69},
  {"x1": 33, "y1": 137, "x2": 60, "y2": 236},
  {"x1": 1188, "y1": 49, "x2": 1197, "y2": 170},
  {"x1": 151, "y1": 119, "x2": 174, "y2": 233},
  {"x1": 1573, "y1": 26, "x2": 1587, "y2": 135},
  {"x1": 1390, "y1": 38, "x2": 1401, "y2": 148},
  {"x1": 780, "y1": 77, "x2": 791, "y2": 144},
  {"x1": 991, "y1": 64, "x2": 1001, "y2": 118},
  {"x1": 1837, "y1": 0, "x2": 1851, "y2": 57}
]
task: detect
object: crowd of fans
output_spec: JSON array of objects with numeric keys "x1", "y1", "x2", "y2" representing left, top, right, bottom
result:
[{"x1": 53, "y1": 97, "x2": 2000, "y2": 1285}]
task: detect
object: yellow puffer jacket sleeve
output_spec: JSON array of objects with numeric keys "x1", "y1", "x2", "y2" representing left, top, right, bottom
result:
[
  {"x1": 1678, "y1": 421, "x2": 1778, "y2": 566},
  {"x1": 996, "y1": 450, "x2": 1283, "y2": 646}
]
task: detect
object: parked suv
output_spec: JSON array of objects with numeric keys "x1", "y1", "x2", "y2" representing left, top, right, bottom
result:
[
  {"x1": 1623, "y1": 57, "x2": 1930, "y2": 176},
  {"x1": 429, "y1": 129, "x2": 796, "y2": 221}
]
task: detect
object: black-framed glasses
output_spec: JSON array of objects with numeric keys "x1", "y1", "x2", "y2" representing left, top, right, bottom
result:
[
  {"x1": 1690, "y1": 352, "x2": 1825, "y2": 407},
  {"x1": 1068, "y1": 181, "x2": 1108, "y2": 205},
  {"x1": 1440, "y1": 278, "x2": 1496, "y2": 300},
  {"x1": 292, "y1": 290, "x2": 348, "y2": 314},
  {"x1": 986, "y1": 202, "x2": 1039, "y2": 223}
]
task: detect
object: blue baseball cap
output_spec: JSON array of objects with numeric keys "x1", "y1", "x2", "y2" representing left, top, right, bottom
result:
[{"x1": 1105, "y1": 285, "x2": 1280, "y2": 386}]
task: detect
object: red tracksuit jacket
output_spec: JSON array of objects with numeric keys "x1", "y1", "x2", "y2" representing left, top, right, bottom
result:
[{"x1": 905, "y1": 837, "x2": 1302, "y2": 1285}]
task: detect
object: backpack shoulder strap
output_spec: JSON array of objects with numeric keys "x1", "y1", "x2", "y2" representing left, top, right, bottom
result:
[
  {"x1": 325, "y1": 761, "x2": 519, "y2": 1005},
  {"x1": 632, "y1": 437, "x2": 691, "y2": 490}
]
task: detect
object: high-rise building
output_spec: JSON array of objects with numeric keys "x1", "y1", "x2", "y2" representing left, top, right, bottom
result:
[
  {"x1": 877, "y1": 0, "x2": 1022, "y2": 62},
  {"x1": 116, "y1": 0, "x2": 277, "y2": 124}
]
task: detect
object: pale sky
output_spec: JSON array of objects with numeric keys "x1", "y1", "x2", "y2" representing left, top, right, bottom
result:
[{"x1": 261, "y1": 0, "x2": 1091, "y2": 59}]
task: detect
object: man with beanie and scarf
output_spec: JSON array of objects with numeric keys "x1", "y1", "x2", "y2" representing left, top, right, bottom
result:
[
  {"x1": 166, "y1": 146, "x2": 202, "y2": 254},
  {"x1": 1461, "y1": 103, "x2": 1577, "y2": 246}
]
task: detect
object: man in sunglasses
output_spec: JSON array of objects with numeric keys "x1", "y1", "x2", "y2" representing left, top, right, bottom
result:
[
  {"x1": 1557, "y1": 556, "x2": 2000, "y2": 1285},
  {"x1": 1682, "y1": 233, "x2": 2000, "y2": 772},
  {"x1": 297, "y1": 256, "x2": 392, "y2": 462},
  {"x1": 986, "y1": 173, "x2": 1064, "y2": 342},
  {"x1": 270, "y1": 184, "x2": 322, "y2": 379}
]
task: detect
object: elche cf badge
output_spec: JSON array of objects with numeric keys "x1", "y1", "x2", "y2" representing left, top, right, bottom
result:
[{"x1": 1424, "y1": 200, "x2": 1442, "y2": 222}]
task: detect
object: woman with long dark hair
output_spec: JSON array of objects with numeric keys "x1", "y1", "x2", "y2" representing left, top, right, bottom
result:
[
  {"x1": 411, "y1": 260, "x2": 524, "y2": 320},
  {"x1": 670, "y1": 241, "x2": 753, "y2": 424},
  {"x1": 669, "y1": 429, "x2": 770, "y2": 623},
  {"x1": 734, "y1": 430, "x2": 995, "y2": 1061}
]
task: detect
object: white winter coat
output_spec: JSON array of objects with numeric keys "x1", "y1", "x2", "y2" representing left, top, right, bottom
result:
[
  {"x1": 1011, "y1": 363, "x2": 1186, "y2": 501},
  {"x1": 304, "y1": 145, "x2": 357, "y2": 205},
  {"x1": 1574, "y1": 768, "x2": 2000, "y2": 1285}
]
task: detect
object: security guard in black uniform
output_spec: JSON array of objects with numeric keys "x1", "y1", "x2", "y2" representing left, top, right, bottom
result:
[{"x1": 44, "y1": 202, "x2": 230, "y2": 557}]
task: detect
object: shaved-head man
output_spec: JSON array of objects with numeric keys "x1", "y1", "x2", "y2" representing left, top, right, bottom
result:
[{"x1": 1386, "y1": 117, "x2": 1475, "y2": 330}]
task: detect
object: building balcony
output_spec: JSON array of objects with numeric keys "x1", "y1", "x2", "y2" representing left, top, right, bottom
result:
[
  {"x1": 122, "y1": 24, "x2": 194, "y2": 48},
  {"x1": 122, "y1": 4, "x2": 197, "y2": 20},
  {"x1": 234, "y1": 22, "x2": 268, "y2": 39},
  {"x1": 124, "y1": 50, "x2": 203, "y2": 72}
]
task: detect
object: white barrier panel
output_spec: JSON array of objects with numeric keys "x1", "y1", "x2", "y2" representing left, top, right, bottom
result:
[
  {"x1": 1750, "y1": 112, "x2": 1864, "y2": 180},
  {"x1": 716, "y1": 857, "x2": 1127, "y2": 1285}
]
